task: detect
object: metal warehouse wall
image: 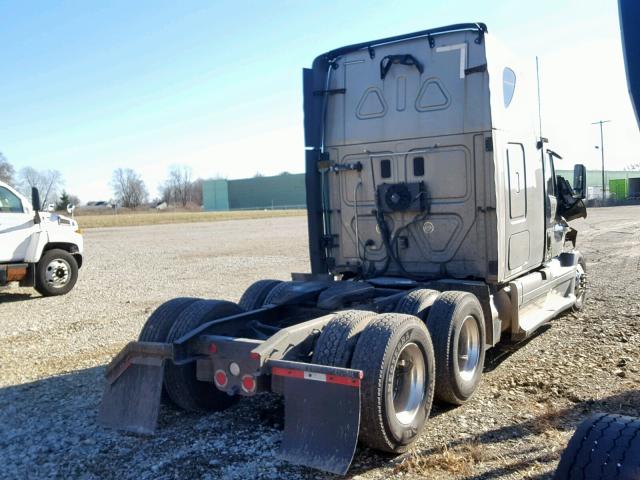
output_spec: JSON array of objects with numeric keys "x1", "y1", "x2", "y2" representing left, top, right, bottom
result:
[
  {"x1": 202, "y1": 173, "x2": 306, "y2": 211},
  {"x1": 228, "y1": 173, "x2": 306, "y2": 209},
  {"x1": 202, "y1": 179, "x2": 229, "y2": 211}
]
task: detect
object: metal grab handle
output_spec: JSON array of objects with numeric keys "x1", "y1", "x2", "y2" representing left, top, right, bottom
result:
[{"x1": 380, "y1": 54, "x2": 424, "y2": 79}]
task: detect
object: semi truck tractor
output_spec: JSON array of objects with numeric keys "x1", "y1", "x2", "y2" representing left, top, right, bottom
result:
[
  {"x1": 99, "y1": 23, "x2": 588, "y2": 475},
  {"x1": 0, "y1": 181, "x2": 83, "y2": 296}
]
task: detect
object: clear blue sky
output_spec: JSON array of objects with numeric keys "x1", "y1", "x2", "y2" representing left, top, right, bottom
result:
[{"x1": 1, "y1": 0, "x2": 637, "y2": 202}]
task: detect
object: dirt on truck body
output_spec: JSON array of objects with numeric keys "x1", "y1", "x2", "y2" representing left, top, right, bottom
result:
[{"x1": 98, "y1": 23, "x2": 590, "y2": 475}]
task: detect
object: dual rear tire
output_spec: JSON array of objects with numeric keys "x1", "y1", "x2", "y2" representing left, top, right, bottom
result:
[
  {"x1": 138, "y1": 280, "x2": 284, "y2": 414},
  {"x1": 313, "y1": 310, "x2": 436, "y2": 453},
  {"x1": 311, "y1": 288, "x2": 486, "y2": 453},
  {"x1": 397, "y1": 289, "x2": 486, "y2": 405},
  {"x1": 352, "y1": 314, "x2": 436, "y2": 452},
  {"x1": 138, "y1": 297, "x2": 243, "y2": 412},
  {"x1": 426, "y1": 291, "x2": 486, "y2": 405}
]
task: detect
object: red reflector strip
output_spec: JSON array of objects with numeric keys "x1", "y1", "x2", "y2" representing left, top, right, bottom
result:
[
  {"x1": 327, "y1": 375, "x2": 361, "y2": 387},
  {"x1": 271, "y1": 367, "x2": 304, "y2": 379},
  {"x1": 271, "y1": 367, "x2": 360, "y2": 388}
]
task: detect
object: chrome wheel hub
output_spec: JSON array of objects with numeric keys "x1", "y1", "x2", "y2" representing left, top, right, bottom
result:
[
  {"x1": 458, "y1": 315, "x2": 481, "y2": 382},
  {"x1": 575, "y1": 264, "x2": 587, "y2": 298},
  {"x1": 45, "y1": 258, "x2": 71, "y2": 288},
  {"x1": 392, "y1": 342, "x2": 426, "y2": 425}
]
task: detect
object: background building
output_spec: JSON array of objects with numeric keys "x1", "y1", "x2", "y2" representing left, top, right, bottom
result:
[
  {"x1": 556, "y1": 169, "x2": 640, "y2": 200},
  {"x1": 203, "y1": 173, "x2": 306, "y2": 211}
]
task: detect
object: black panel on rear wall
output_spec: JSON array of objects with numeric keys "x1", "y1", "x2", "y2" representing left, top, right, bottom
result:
[{"x1": 380, "y1": 159, "x2": 391, "y2": 178}]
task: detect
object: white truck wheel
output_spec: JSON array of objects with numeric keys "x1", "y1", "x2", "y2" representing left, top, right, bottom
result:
[{"x1": 34, "y1": 249, "x2": 79, "y2": 296}]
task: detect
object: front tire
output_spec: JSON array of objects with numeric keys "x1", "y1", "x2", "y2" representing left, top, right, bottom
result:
[
  {"x1": 34, "y1": 249, "x2": 79, "y2": 296},
  {"x1": 571, "y1": 255, "x2": 587, "y2": 312},
  {"x1": 351, "y1": 313, "x2": 436, "y2": 453}
]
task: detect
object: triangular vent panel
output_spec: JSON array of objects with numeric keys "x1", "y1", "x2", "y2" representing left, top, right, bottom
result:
[
  {"x1": 415, "y1": 80, "x2": 450, "y2": 111},
  {"x1": 356, "y1": 87, "x2": 387, "y2": 119}
]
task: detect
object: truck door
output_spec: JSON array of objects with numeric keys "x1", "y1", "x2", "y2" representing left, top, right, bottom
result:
[
  {"x1": 543, "y1": 151, "x2": 562, "y2": 260},
  {"x1": 0, "y1": 186, "x2": 34, "y2": 262},
  {"x1": 504, "y1": 142, "x2": 530, "y2": 273}
]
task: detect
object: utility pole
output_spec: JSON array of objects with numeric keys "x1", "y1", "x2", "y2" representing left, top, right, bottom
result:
[{"x1": 592, "y1": 120, "x2": 611, "y2": 201}]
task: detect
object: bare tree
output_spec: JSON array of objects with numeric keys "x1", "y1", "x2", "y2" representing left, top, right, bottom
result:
[
  {"x1": 111, "y1": 168, "x2": 148, "y2": 209},
  {"x1": 18, "y1": 167, "x2": 64, "y2": 207},
  {"x1": 0, "y1": 153, "x2": 15, "y2": 184},
  {"x1": 190, "y1": 178, "x2": 204, "y2": 206},
  {"x1": 161, "y1": 165, "x2": 193, "y2": 207},
  {"x1": 624, "y1": 162, "x2": 640, "y2": 171}
]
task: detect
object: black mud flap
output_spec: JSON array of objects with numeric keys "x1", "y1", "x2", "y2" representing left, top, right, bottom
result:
[
  {"x1": 270, "y1": 359, "x2": 362, "y2": 475},
  {"x1": 97, "y1": 341, "x2": 172, "y2": 435}
]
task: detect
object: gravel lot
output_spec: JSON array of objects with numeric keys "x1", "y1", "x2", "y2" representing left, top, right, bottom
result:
[{"x1": 1, "y1": 208, "x2": 639, "y2": 479}]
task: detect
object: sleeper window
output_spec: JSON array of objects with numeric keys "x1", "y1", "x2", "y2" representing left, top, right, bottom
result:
[{"x1": 503, "y1": 67, "x2": 516, "y2": 108}]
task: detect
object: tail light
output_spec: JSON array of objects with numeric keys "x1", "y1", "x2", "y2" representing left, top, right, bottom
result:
[
  {"x1": 214, "y1": 370, "x2": 228, "y2": 388},
  {"x1": 241, "y1": 375, "x2": 256, "y2": 393}
]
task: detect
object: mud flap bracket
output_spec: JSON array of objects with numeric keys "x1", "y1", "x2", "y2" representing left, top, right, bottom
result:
[{"x1": 270, "y1": 359, "x2": 362, "y2": 475}]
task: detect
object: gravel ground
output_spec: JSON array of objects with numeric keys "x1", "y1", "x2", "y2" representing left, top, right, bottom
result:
[{"x1": 0, "y1": 208, "x2": 639, "y2": 479}]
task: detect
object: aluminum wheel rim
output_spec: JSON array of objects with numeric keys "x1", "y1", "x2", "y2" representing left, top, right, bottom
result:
[
  {"x1": 458, "y1": 315, "x2": 481, "y2": 382},
  {"x1": 575, "y1": 264, "x2": 586, "y2": 304},
  {"x1": 45, "y1": 258, "x2": 71, "y2": 288},
  {"x1": 392, "y1": 342, "x2": 426, "y2": 425}
]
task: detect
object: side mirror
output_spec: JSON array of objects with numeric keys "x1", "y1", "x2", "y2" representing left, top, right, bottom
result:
[
  {"x1": 47, "y1": 203, "x2": 55, "y2": 212},
  {"x1": 66, "y1": 204, "x2": 76, "y2": 215},
  {"x1": 31, "y1": 187, "x2": 41, "y2": 211},
  {"x1": 31, "y1": 187, "x2": 42, "y2": 224},
  {"x1": 573, "y1": 164, "x2": 587, "y2": 199}
]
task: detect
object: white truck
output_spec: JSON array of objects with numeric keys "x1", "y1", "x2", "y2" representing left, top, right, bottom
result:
[{"x1": 0, "y1": 180, "x2": 83, "y2": 296}]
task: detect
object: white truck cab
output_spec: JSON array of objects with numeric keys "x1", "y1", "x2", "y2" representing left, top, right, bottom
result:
[{"x1": 0, "y1": 180, "x2": 83, "y2": 296}]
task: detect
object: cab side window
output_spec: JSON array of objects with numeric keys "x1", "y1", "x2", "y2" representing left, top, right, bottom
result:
[{"x1": 0, "y1": 187, "x2": 24, "y2": 213}]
